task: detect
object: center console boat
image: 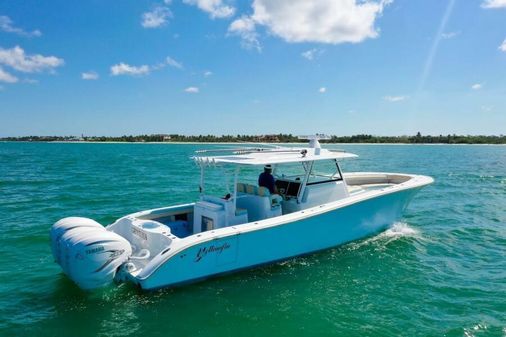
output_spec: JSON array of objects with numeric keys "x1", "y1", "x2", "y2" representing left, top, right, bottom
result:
[{"x1": 50, "y1": 135, "x2": 433, "y2": 290}]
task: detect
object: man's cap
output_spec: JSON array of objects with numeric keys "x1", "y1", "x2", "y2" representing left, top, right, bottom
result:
[{"x1": 264, "y1": 165, "x2": 272, "y2": 170}]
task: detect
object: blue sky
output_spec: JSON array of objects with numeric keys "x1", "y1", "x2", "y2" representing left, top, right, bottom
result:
[{"x1": 0, "y1": 0, "x2": 505, "y2": 136}]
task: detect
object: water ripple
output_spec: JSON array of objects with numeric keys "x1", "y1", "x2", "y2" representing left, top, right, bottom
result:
[{"x1": 1, "y1": 143, "x2": 505, "y2": 336}]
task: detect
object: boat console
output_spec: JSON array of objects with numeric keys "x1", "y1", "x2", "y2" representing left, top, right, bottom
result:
[{"x1": 275, "y1": 178, "x2": 302, "y2": 200}]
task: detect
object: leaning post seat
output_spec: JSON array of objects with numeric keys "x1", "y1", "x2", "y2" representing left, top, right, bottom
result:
[
  {"x1": 237, "y1": 183, "x2": 282, "y2": 207},
  {"x1": 236, "y1": 183, "x2": 282, "y2": 221},
  {"x1": 246, "y1": 184, "x2": 258, "y2": 195},
  {"x1": 257, "y1": 187, "x2": 282, "y2": 208},
  {"x1": 257, "y1": 186, "x2": 270, "y2": 196},
  {"x1": 237, "y1": 183, "x2": 246, "y2": 193}
]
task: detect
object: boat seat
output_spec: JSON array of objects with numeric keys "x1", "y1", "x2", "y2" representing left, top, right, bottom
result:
[
  {"x1": 237, "y1": 183, "x2": 246, "y2": 193},
  {"x1": 257, "y1": 186, "x2": 282, "y2": 207},
  {"x1": 257, "y1": 186, "x2": 270, "y2": 196},
  {"x1": 236, "y1": 184, "x2": 282, "y2": 221},
  {"x1": 246, "y1": 184, "x2": 258, "y2": 194}
]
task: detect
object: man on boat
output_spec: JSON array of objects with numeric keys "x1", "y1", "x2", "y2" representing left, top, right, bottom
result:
[{"x1": 258, "y1": 165, "x2": 278, "y2": 194}]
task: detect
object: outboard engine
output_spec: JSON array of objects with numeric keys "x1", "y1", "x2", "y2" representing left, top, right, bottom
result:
[{"x1": 50, "y1": 217, "x2": 132, "y2": 290}]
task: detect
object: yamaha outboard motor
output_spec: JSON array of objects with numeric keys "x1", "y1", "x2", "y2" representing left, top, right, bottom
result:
[{"x1": 50, "y1": 217, "x2": 132, "y2": 290}]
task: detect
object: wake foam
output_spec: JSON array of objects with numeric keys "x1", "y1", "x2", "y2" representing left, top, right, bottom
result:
[
  {"x1": 382, "y1": 222, "x2": 419, "y2": 238},
  {"x1": 345, "y1": 222, "x2": 421, "y2": 251}
]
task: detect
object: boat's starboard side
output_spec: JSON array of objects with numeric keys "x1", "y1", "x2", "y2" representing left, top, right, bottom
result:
[
  {"x1": 49, "y1": 172, "x2": 432, "y2": 290},
  {"x1": 130, "y1": 172, "x2": 432, "y2": 289},
  {"x1": 136, "y1": 186, "x2": 423, "y2": 290}
]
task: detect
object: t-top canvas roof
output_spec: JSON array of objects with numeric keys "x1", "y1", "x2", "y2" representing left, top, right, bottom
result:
[{"x1": 193, "y1": 147, "x2": 357, "y2": 166}]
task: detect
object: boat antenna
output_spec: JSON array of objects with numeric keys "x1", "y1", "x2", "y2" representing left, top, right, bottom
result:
[{"x1": 298, "y1": 134, "x2": 331, "y2": 154}]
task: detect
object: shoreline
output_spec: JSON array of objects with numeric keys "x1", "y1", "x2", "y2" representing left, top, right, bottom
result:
[{"x1": 1, "y1": 141, "x2": 505, "y2": 146}]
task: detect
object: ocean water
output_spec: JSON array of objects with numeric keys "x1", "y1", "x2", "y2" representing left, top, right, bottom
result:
[{"x1": 0, "y1": 142, "x2": 505, "y2": 337}]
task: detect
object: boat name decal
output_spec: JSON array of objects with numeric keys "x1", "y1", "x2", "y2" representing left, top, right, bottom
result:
[
  {"x1": 195, "y1": 243, "x2": 231, "y2": 262},
  {"x1": 86, "y1": 246, "x2": 104, "y2": 255},
  {"x1": 132, "y1": 226, "x2": 148, "y2": 240}
]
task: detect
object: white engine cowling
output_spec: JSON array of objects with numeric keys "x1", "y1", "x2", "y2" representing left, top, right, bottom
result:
[
  {"x1": 50, "y1": 217, "x2": 104, "y2": 264},
  {"x1": 50, "y1": 217, "x2": 132, "y2": 290}
]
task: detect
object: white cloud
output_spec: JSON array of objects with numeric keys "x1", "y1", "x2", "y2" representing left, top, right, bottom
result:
[
  {"x1": 204, "y1": 70, "x2": 213, "y2": 77},
  {"x1": 471, "y1": 83, "x2": 483, "y2": 90},
  {"x1": 183, "y1": 0, "x2": 235, "y2": 19},
  {"x1": 0, "y1": 66, "x2": 18, "y2": 83},
  {"x1": 481, "y1": 0, "x2": 506, "y2": 9},
  {"x1": 110, "y1": 63, "x2": 150, "y2": 76},
  {"x1": 142, "y1": 6, "x2": 172, "y2": 28},
  {"x1": 110, "y1": 56, "x2": 182, "y2": 77},
  {"x1": 0, "y1": 15, "x2": 41, "y2": 37},
  {"x1": 301, "y1": 48, "x2": 322, "y2": 60},
  {"x1": 230, "y1": 0, "x2": 391, "y2": 48},
  {"x1": 383, "y1": 95, "x2": 408, "y2": 102},
  {"x1": 499, "y1": 39, "x2": 506, "y2": 52},
  {"x1": 228, "y1": 16, "x2": 261, "y2": 51},
  {"x1": 166, "y1": 56, "x2": 183, "y2": 69},
  {"x1": 184, "y1": 86, "x2": 199, "y2": 93},
  {"x1": 441, "y1": 31, "x2": 460, "y2": 39},
  {"x1": 0, "y1": 46, "x2": 64, "y2": 73},
  {"x1": 319, "y1": 87, "x2": 327, "y2": 93},
  {"x1": 81, "y1": 71, "x2": 99, "y2": 80}
]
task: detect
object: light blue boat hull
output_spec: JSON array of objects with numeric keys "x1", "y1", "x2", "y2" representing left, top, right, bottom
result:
[{"x1": 137, "y1": 188, "x2": 420, "y2": 290}]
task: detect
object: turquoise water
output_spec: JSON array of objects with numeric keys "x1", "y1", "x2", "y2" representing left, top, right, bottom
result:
[{"x1": 1, "y1": 142, "x2": 505, "y2": 337}]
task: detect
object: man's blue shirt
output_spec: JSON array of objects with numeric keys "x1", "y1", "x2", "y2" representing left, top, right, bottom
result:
[{"x1": 258, "y1": 172, "x2": 275, "y2": 193}]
